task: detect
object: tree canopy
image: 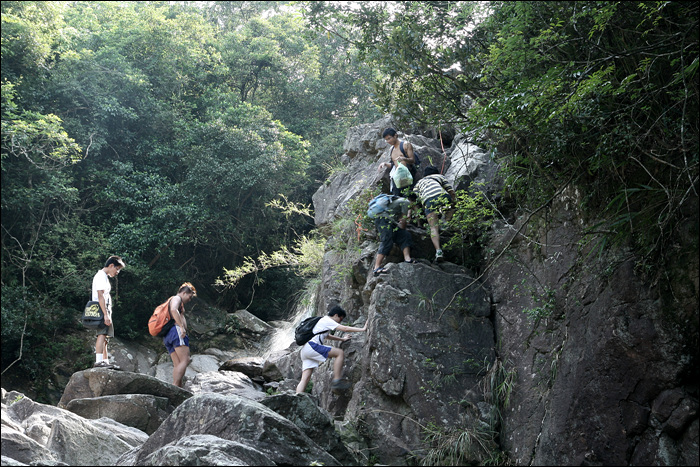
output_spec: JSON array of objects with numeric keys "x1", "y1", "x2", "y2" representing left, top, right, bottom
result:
[
  {"x1": 1, "y1": 0, "x2": 379, "y2": 393},
  {"x1": 303, "y1": 0, "x2": 698, "y2": 271}
]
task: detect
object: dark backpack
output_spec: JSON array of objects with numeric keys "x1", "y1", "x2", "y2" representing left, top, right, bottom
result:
[
  {"x1": 294, "y1": 316, "x2": 326, "y2": 346},
  {"x1": 82, "y1": 300, "x2": 107, "y2": 330},
  {"x1": 400, "y1": 141, "x2": 421, "y2": 168}
]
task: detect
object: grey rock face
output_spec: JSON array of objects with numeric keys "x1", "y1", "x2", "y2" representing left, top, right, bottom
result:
[
  {"x1": 65, "y1": 394, "x2": 170, "y2": 435},
  {"x1": 58, "y1": 369, "x2": 192, "y2": 410},
  {"x1": 486, "y1": 186, "x2": 699, "y2": 465},
  {"x1": 260, "y1": 393, "x2": 359, "y2": 465},
  {"x1": 2, "y1": 390, "x2": 147, "y2": 466},
  {"x1": 135, "y1": 434, "x2": 274, "y2": 466},
  {"x1": 308, "y1": 117, "x2": 697, "y2": 465},
  {"x1": 132, "y1": 392, "x2": 341, "y2": 466}
]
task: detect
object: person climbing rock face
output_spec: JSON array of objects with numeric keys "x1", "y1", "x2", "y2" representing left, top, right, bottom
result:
[
  {"x1": 296, "y1": 305, "x2": 368, "y2": 394},
  {"x1": 413, "y1": 165, "x2": 456, "y2": 262},
  {"x1": 377, "y1": 127, "x2": 418, "y2": 197},
  {"x1": 371, "y1": 195, "x2": 417, "y2": 277}
]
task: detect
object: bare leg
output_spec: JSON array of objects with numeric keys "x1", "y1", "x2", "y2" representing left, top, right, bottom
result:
[
  {"x1": 402, "y1": 246, "x2": 413, "y2": 262},
  {"x1": 328, "y1": 347, "x2": 345, "y2": 380},
  {"x1": 96, "y1": 335, "x2": 107, "y2": 360},
  {"x1": 374, "y1": 253, "x2": 386, "y2": 270},
  {"x1": 296, "y1": 368, "x2": 314, "y2": 393},
  {"x1": 427, "y1": 212, "x2": 441, "y2": 251},
  {"x1": 171, "y1": 345, "x2": 191, "y2": 387}
]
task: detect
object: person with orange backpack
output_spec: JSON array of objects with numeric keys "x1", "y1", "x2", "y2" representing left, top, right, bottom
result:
[{"x1": 152, "y1": 282, "x2": 197, "y2": 387}]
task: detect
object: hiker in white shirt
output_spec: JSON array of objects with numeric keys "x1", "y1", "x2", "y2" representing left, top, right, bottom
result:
[
  {"x1": 296, "y1": 305, "x2": 368, "y2": 394},
  {"x1": 92, "y1": 255, "x2": 125, "y2": 369}
]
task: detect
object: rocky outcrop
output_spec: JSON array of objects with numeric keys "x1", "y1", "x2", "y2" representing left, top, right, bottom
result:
[
  {"x1": 3, "y1": 335, "x2": 358, "y2": 466},
  {"x1": 312, "y1": 116, "x2": 449, "y2": 226},
  {"x1": 3, "y1": 361, "x2": 359, "y2": 466},
  {"x1": 58, "y1": 368, "x2": 192, "y2": 410},
  {"x1": 2, "y1": 388, "x2": 147, "y2": 466},
  {"x1": 2, "y1": 117, "x2": 696, "y2": 466},
  {"x1": 304, "y1": 117, "x2": 698, "y2": 465},
  {"x1": 127, "y1": 393, "x2": 342, "y2": 466},
  {"x1": 64, "y1": 394, "x2": 170, "y2": 435},
  {"x1": 444, "y1": 134, "x2": 501, "y2": 196},
  {"x1": 486, "y1": 186, "x2": 699, "y2": 466},
  {"x1": 184, "y1": 370, "x2": 265, "y2": 401},
  {"x1": 259, "y1": 393, "x2": 359, "y2": 465},
  {"x1": 117, "y1": 434, "x2": 274, "y2": 466}
]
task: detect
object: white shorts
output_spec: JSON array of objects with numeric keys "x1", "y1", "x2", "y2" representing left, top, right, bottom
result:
[{"x1": 300, "y1": 341, "x2": 332, "y2": 370}]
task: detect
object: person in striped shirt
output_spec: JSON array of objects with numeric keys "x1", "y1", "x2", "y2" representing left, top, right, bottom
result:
[{"x1": 413, "y1": 166, "x2": 456, "y2": 262}]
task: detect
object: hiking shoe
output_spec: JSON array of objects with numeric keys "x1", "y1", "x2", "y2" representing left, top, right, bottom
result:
[
  {"x1": 93, "y1": 361, "x2": 114, "y2": 369},
  {"x1": 435, "y1": 250, "x2": 444, "y2": 262},
  {"x1": 331, "y1": 378, "x2": 351, "y2": 392}
]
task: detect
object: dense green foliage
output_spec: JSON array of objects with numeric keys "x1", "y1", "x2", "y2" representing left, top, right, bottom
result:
[
  {"x1": 305, "y1": 0, "x2": 698, "y2": 274},
  {"x1": 2, "y1": 0, "x2": 697, "y2": 404},
  {"x1": 1, "y1": 0, "x2": 378, "y2": 392}
]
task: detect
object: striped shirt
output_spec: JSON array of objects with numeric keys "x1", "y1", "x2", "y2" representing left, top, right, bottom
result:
[{"x1": 413, "y1": 174, "x2": 453, "y2": 202}]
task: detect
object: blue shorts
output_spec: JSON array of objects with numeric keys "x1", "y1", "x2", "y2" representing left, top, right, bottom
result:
[{"x1": 163, "y1": 325, "x2": 189, "y2": 354}]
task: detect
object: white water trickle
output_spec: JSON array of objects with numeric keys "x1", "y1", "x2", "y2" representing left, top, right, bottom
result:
[{"x1": 259, "y1": 291, "x2": 316, "y2": 359}]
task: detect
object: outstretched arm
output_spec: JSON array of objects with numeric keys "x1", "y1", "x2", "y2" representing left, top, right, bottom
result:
[
  {"x1": 336, "y1": 322, "x2": 368, "y2": 333},
  {"x1": 329, "y1": 321, "x2": 368, "y2": 343}
]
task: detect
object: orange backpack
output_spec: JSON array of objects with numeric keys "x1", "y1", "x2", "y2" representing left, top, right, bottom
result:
[{"x1": 148, "y1": 297, "x2": 175, "y2": 337}]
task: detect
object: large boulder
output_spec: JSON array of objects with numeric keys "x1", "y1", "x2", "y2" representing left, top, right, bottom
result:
[
  {"x1": 184, "y1": 370, "x2": 265, "y2": 401},
  {"x1": 64, "y1": 394, "x2": 170, "y2": 435},
  {"x1": 219, "y1": 356, "x2": 285, "y2": 384},
  {"x1": 233, "y1": 309, "x2": 274, "y2": 334},
  {"x1": 260, "y1": 393, "x2": 359, "y2": 465},
  {"x1": 129, "y1": 393, "x2": 341, "y2": 466},
  {"x1": 443, "y1": 135, "x2": 501, "y2": 195},
  {"x1": 1, "y1": 425, "x2": 60, "y2": 466},
  {"x1": 2, "y1": 389, "x2": 147, "y2": 466},
  {"x1": 58, "y1": 368, "x2": 191, "y2": 410},
  {"x1": 123, "y1": 434, "x2": 274, "y2": 466},
  {"x1": 307, "y1": 255, "x2": 497, "y2": 464},
  {"x1": 104, "y1": 337, "x2": 160, "y2": 377}
]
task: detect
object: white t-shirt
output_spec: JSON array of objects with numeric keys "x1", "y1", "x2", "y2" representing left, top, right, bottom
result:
[
  {"x1": 309, "y1": 316, "x2": 340, "y2": 346},
  {"x1": 91, "y1": 269, "x2": 112, "y2": 312}
]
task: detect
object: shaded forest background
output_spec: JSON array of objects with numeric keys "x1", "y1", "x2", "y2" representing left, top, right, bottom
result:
[{"x1": 2, "y1": 1, "x2": 697, "y2": 402}]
